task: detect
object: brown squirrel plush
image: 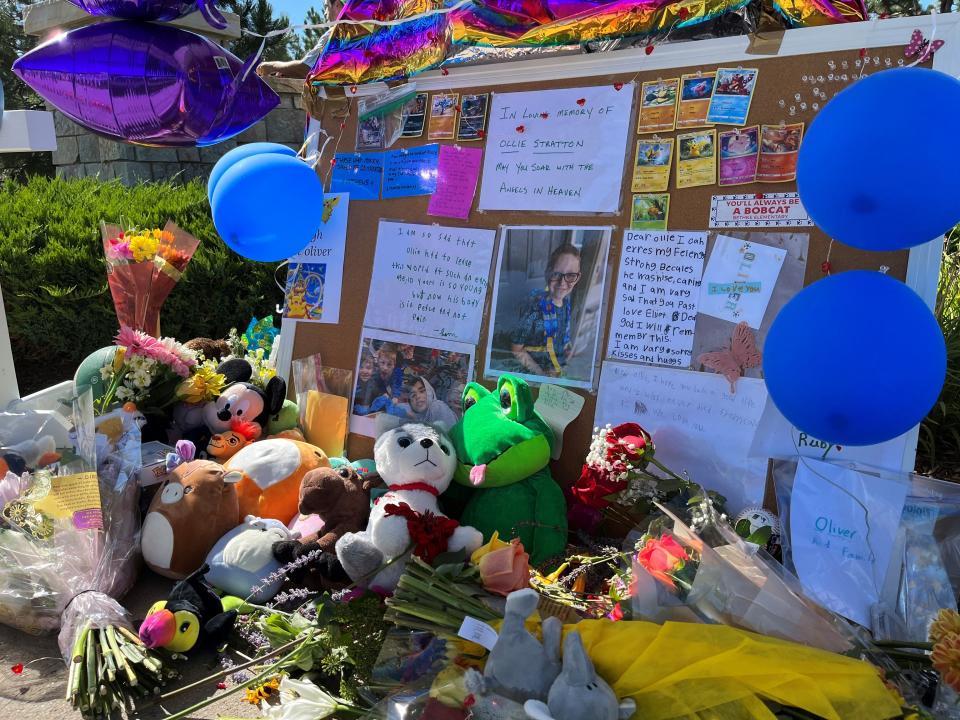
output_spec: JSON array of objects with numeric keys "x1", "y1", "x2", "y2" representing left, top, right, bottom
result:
[{"x1": 272, "y1": 464, "x2": 377, "y2": 591}]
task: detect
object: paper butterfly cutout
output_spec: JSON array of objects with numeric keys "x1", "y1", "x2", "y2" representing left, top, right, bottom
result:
[
  {"x1": 697, "y1": 322, "x2": 762, "y2": 394},
  {"x1": 905, "y1": 29, "x2": 944, "y2": 63}
]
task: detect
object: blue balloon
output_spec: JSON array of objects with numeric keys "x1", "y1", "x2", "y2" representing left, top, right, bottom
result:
[
  {"x1": 207, "y1": 142, "x2": 297, "y2": 205},
  {"x1": 798, "y1": 68, "x2": 960, "y2": 251},
  {"x1": 211, "y1": 154, "x2": 323, "y2": 262},
  {"x1": 764, "y1": 271, "x2": 945, "y2": 446}
]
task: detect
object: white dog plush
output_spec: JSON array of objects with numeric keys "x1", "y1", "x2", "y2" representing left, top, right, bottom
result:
[{"x1": 335, "y1": 423, "x2": 483, "y2": 591}]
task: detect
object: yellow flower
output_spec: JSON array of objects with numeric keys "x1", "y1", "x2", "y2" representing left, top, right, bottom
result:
[
  {"x1": 244, "y1": 677, "x2": 281, "y2": 704},
  {"x1": 933, "y1": 633, "x2": 960, "y2": 693},
  {"x1": 177, "y1": 366, "x2": 226, "y2": 403},
  {"x1": 151, "y1": 228, "x2": 162, "y2": 239},
  {"x1": 112, "y1": 346, "x2": 127, "y2": 373},
  {"x1": 129, "y1": 233, "x2": 159, "y2": 262},
  {"x1": 931, "y1": 608, "x2": 960, "y2": 644},
  {"x1": 470, "y1": 531, "x2": 511, "y2": 564},
  {"x1": 533, "y1": 562, "x2": 569, "y2": 586}
]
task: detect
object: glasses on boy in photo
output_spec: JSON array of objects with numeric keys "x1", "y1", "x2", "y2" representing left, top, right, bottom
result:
[{"x1": 548, "y1": 271, "x2": 581, "y2": 284}]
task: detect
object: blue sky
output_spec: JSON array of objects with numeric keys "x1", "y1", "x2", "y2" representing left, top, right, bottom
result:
[{"x1": 274, "y1": 0, "x2": 322, "y2": 25}]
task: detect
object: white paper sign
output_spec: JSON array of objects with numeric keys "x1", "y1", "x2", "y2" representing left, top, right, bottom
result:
[
  {"x1": 748, "y1": 398, "x2": 911, "y2": 472},
  {"x1": 364, "y1": 221, "x2": 496, "y2": 344},
  {"x1": 534, "y1": 384, "x2": 585, "y2": 459},
  {"x1": 790, "y1": 459, "x2": 908, "y2": 628},
  {"x1": 457, "y1": 616, "x2": 498, "y2": 650},
  {"x1": 698, "y1": 235, "x2": 786, "y2": 329},
  {"x1": 478, "y1": 84, "x2": 633, "y2": 213},
  {"x1": 596, "y1": 362, "x2": 768, "y2": 511},
  {"x1": 709, "y1": 193, "x2": 813, "y2": 228},
  {"x1": 607, "y1": 230, "x2": 707, "y2": 367},
  {"x1": 284, "y1": 192, "x2": 349, "y2": 324}
]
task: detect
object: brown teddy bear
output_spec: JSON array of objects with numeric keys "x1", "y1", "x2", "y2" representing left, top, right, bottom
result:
[{"x1": 272, "y1": 464, "x2": 378, "y2": 591}]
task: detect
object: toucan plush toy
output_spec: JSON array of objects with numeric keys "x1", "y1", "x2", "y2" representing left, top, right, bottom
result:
[{"x1": 138, "y1": 564, "x2": 239, "y2": 653}]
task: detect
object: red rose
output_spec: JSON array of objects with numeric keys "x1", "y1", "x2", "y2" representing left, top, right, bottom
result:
[{"x1": 571, "y1": 465, "x2": 625, "y2": 509}]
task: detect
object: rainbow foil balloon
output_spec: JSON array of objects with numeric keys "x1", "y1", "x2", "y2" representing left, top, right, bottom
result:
[
  {"x1": 13, "y1": 21, "x2": 279, "y2": 146},
  {"x1": 308, "y1": 0, "x2": 867, "y2": 86}
]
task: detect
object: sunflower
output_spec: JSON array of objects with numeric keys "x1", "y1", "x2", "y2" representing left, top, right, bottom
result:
[{"x1": 244, "y1": 677, "x2": 281, "y2": 704}]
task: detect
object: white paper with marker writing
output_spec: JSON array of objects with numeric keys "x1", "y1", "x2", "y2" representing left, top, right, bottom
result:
[
  {"x1": 748, "y1": 397, "x2": 911, "y2": 472},
  {"x1": 364, "y1": 221, "x2": 496, "y2": 344},
  {"x1": 595, "y1": 362, "x2": 768, "y2": 511},
  {"x1": 606, "y1": 230, "x2": 707, "y2": 367},
  {"x1": 790, "y1": 459, "x2": 908, "y2": 628},
  {"x1": 478, "y1": 84, "x2": 633, "y2": 213},
  {"x1": 697, "y1": 235, "x2": 786, "y2": 329},
  {"x1": 534, "y1": 384, "x2": 585, "y2": 459}
]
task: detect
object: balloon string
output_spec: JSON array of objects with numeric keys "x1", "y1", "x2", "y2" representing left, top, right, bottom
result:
[{"x1": 905, "y1": 6, "x2": 938, "y2": 68}]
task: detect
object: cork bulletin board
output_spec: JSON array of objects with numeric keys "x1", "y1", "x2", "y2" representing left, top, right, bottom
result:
[{"x1": 285, "y1": 17, "x2": 947, "y2": 498}]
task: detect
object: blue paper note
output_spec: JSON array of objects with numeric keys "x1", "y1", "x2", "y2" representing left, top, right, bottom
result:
[
  {"x1": 330, "y1": 151, "x2": 383, "y2": 200},
  {"x1": 382, "y1": 144, "x2": 439, "y2": 199}
]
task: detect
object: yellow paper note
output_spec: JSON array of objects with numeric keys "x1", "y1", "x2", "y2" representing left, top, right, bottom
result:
[
  {"x1": 303, "y1": 390, "x2": 349, "y2": 457},
  {"x1": 32, "y1": 471, "x2": 102, "y2": 529},
  {"x1": 676, "y1": 129, "x2": 717, "y2": 188}
]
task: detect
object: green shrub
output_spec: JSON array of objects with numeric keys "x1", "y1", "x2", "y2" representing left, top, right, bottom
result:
[
  {"x1": 0, "y1": 175, "x2": 283, "y2": 394},
  {"x1": 918, "y1": 228, "x2": 960, "y2": 480}
]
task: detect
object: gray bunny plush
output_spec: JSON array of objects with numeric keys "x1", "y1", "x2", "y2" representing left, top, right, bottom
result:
[
  {"x1": 523, "y1": 631, "x2": 636, "y2": 720},
  {"x1": 481, "y1": 588, "x2": 562, "y2": 702}
]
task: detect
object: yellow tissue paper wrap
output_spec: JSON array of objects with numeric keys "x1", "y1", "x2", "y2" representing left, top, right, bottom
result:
[{"x1": 573, "y1": 619, "x2": 902, "y2": 720}]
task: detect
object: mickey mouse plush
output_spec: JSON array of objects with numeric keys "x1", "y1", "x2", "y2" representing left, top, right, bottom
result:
[{"x1": 203, "y1": 358, "x2": 286, "y2": 439}]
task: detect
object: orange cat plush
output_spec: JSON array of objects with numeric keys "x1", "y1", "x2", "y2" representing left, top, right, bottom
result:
[{"x1": 224, "y1": 438, "x2": 329, "y2": 521}]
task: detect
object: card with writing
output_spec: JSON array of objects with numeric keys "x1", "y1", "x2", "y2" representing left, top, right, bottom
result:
[
  {"x1": 676, "y1": 72, "x2": 715, "y2": 129},
  {"x1": 719, "y1": 125, "x2": 759, "y2": 186},
  {"x1": 456, "y1": 93, "x2": 490, "y2": 141},
  {"x1": 676, "y1": 129, "x2": 717, "y2": 188},
  {"x1": 706, "y1": 68, "x2": 759, "y2": 126},
  {"x1": 428, "y1": 92, "x2": 459, "y2": 140},
  {"x1": 757, "y1": 123, "x2": 803, "y2": 182},
  {"x1": 632, "y1": 138, "x2": 673, "y2": 193},
  {"x1": 637, "y1": 78, "x2": 679, "y2": 134},
  {"x1": 630, "y1": 193, "x2": 670, "y2": 230}
]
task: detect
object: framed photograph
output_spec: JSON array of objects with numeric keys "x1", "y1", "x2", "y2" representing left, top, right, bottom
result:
[
  {"x1": 350, "y1": 329, "x2": 475, "y2": 438},
  {"x1": 485, "y1": 226, "x2": 612, "y2": 390}
]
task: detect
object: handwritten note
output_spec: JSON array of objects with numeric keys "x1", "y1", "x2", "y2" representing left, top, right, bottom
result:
[
  {"x1": 382, "y1": 144, "x2": 439, "y2": 199},
  {"x1": 749, "y1": 397, "x2": 911, "y2": 471},
  {"x1": 596, "y1": 363, "x2": 768, "y2": 510},
  {"x1": 478, "y1": 84, "x2": 633, "y2": 213},
  {"x1": 428, "y1": 145, "x2": 483, "y2": 220},
  {"x1": 330, "y1": 152, "x2": 383, "y2": 199},
  {"x1": 364, "y1": 221, "x2": 496, "y2": 344},
  {"x1": 607, "y1": 231, "x2": 707, "y2": 368},
  {"x1": 698, "y1": 235, "x2": 786, "y2": 329},
  {"x1": 791, "y1": 459, "x2": 908, "y2": 627},
  {"x1": 283, "y1": 193, "x2": 349, "y2": 323},
  {"x1": 534, "y1": 384, "x2": 585, "y2": 459}
]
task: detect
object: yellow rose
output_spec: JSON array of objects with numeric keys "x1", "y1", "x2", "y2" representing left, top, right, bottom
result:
[{"x1": 470, "y1": 530, "x2": 511, "y2": 564}]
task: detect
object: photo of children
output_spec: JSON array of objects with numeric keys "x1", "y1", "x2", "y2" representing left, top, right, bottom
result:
[
  {"x1": 351, "y1": 330, "x2": 474, "y2": 437},
  {"x1": 485, "y1": 226, "x2": 612, "y2": 390}
]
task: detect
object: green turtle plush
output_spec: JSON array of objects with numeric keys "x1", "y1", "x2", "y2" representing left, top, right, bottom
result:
[{"x1": 446, "y1": 374, "x2": 567, "y2": 566}]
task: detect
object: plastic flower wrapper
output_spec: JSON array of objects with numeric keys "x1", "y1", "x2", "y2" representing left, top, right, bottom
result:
[
  {"x1": 630, "y1": 502, "x2": 854, "y2": 654},
  {"x1": 101, "y1": 220, "x2": 199, "y2": 338},
  {"x1": 244, "y1": 316, "x2": 279, "y2": 356}
]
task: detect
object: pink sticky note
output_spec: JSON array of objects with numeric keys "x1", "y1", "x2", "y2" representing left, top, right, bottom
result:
[{"x1": 428, "y1": 145, "x2": 483, "y2": 220}]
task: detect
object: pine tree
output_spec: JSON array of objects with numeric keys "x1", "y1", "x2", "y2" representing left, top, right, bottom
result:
[
  {"x1": 291, "y1": 7, "x2": 328, "y2": 62},
  {"x1": 223, "y1": 0, "x2": 294, "y2": 62}
]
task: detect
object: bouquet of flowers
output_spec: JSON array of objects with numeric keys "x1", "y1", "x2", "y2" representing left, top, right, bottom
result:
[
  {"x1": 96, "y1": 327, "x2": 197, "y2": 414},
  {"x1": 102, "y1": 221, "x2": 199, "y2": 337},
  {"x1": 569, "y1": 422, "x2": 724, "y2": 533}
]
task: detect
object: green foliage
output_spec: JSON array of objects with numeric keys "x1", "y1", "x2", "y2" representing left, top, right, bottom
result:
[
  {"x1": 918, "y1": 228, "x2": 960, "y2": 480},
  {"x1": 291, "y1": 6, "x2": 329, "y2": 62},
  {"x1": 0, "y1": 175, "x2": 283, "y2": 394},
  {"x1": 224, "y1": 0, "x2": 294, "y2": 62}
]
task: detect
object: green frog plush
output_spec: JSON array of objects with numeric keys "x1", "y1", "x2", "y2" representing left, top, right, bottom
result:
[{"x1": 447, "y1": 374, "x2": 567, "y2": 566}]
